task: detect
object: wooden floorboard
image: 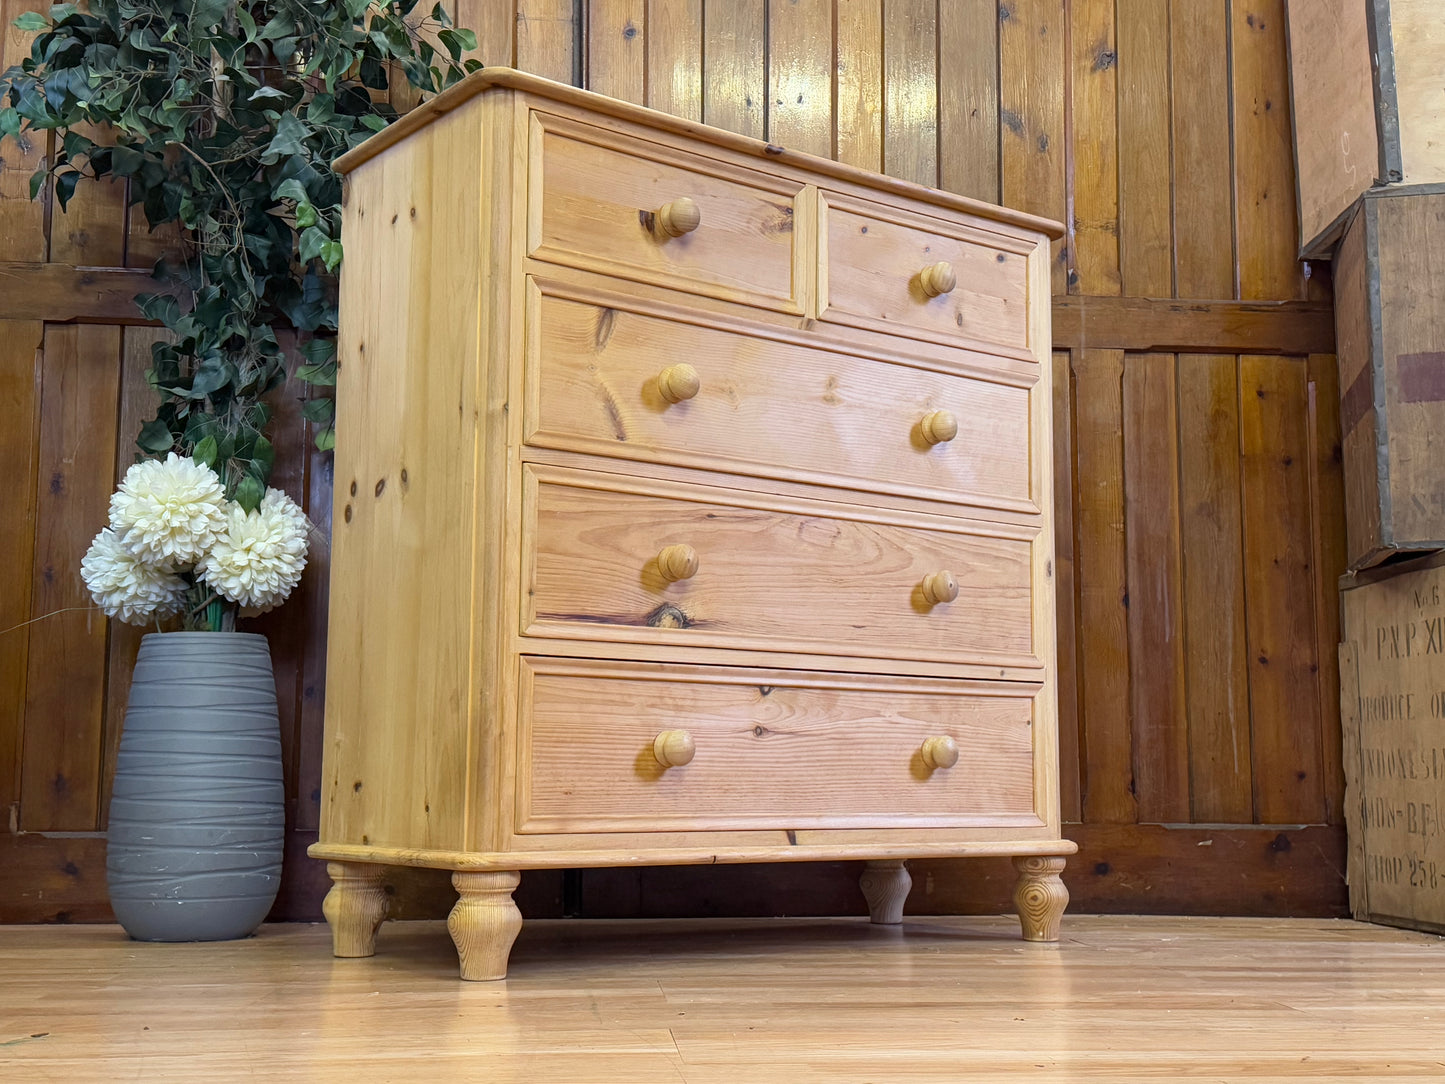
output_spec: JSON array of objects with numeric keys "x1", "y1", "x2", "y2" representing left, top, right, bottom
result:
[{"x1": 1, "y1": 916, "x2": 1442, "y2": 1079}]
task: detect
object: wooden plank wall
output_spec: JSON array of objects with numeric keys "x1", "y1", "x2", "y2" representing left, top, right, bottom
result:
[{"x1": 0, "y1": 0, "x2": 1348, "y2": 922}]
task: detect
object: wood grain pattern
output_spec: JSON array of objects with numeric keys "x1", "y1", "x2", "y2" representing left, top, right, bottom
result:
[
  {"x1": 523, "y1": 466, "x2": 1039, "y2": 669},
  {"x1": 1072, "y1": 348, "x2": 1134, "y2": 824},
  {"x1": 1306, "y1": 352, "x2": 1346, "y2": 825},
  {"x1": 767, "y1": 0, "x2": 833, "y2": 158},
  {"x1": 644, "y1": 0, "x2": 702, "y2": 120},
  {"x1": 451, "y1": 0, "x2": 515, "y2": 66},
  {"x1": 525, "y1": 285, "x2": 1035, "y2": 513},
  {"x1": 1051, "y1": 349, "x2": 1081, "y2": 823},
  {"x1": 999, "y1": 0, "x2": 1068, "y2": 292},
  {"x1": 518, "y1": 659, "x2": 1037, "y2": 832},
  {"x1": 19, "y1": 325, "x2": 120, "y2": 832},
  {"x1": 1238, "y1": 355, "x2": 1325, "y2": 824},
  {"x1": 1170, "y1": 0, "x2": 1234, "y2": 298},
  {"x1": 586, "y1": 0, "x2": 646, "y2": 104},
  {"x1": 1115, "y1": 0, "x2": 1171, "y2": 295},
  {"x1": 834, "y1": 0, "x2": 883, "y2": 173},
  {"x1": 1068, "y1": 0, "x2": 1120, "y2": 295},
  {"x1": 1231, "y1": 1, "x2": 1303, "y2": 301},
  {"x1": 1389, "y1": 0, "x2": 1445, "y2": 188},
  {"x1": 516, "y1": 0, "x2": 577, "y2": 84},
  {"x1": 702, "y1": 0, "x2": 765, "y2": 139},
  {"x1": 1177, "y1": 355, "x2": 1253, "y2": 823},
  {"x1": 881, "y1": 0, "x2": 936, "y2": 187},
  {"x1": 0, "y1": 0, "x2": 48, "y2": 263},
  {"x1": 1122, "y1": 353, "x2": 1188, "y2": 822},
  {"x1": 0, "y1": 320, "x2": 42, "y2": 830},
  {"x1": 937, "y1": 0, "x2": 999, "y2": 203}
]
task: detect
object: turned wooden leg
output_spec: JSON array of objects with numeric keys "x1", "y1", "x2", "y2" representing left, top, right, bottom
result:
[
  {"x1": 322, "y1": 862, "x2": 389, "y2": 958},
  {"x1": 859, "y1": 859, "x2": 912, "y2": 924},
  {"x1": 448, "y1": 870, "x2": 524, "y2": 981},
  {"x1": 1013, "y1": 856, "x2": 1069, "y2": 942}
]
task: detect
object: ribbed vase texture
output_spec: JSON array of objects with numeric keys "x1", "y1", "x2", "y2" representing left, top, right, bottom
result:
[{"x1": 107, "y1": 632, "x2": 284, "y2": 941}]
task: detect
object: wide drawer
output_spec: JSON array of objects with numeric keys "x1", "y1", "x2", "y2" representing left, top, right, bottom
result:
[
  {"x1": 515, "y1": 657, "x2": 1040, "y2": 833},
  {"x1": 820, "y1": 191, "x2": 1035, "y2": 357},
  {"x1": 521, "y1": 466, "x2": 1040, "y2": 670},
  {"x1": 527, "y1": 110, "x2": 806, "y2": 314},
  {"x1": 525, "y1": 280, "x2": 1038, "y2": 514}
]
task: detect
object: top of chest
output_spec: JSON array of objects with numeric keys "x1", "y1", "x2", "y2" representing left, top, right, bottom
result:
[{"x1": 335, "y1": 67, "x2": 1064, "y2": 245}]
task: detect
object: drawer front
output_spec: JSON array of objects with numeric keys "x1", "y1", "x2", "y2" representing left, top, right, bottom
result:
[
  {"x1": 820, "y1": 191, "x2": 1034, "y2": 356},
  {"x1": 525, "y1": 282, "x2": 1037, "y2": 514},
  {"x1": 522, "y1": 467, "x2": 1039, "y2": 669},
  {"x1": 516, "y1": 658, "x2": 1040, "y2": 833},
  {"x1": 528, "y1": 110, "x2": 806, "y2": 313}
]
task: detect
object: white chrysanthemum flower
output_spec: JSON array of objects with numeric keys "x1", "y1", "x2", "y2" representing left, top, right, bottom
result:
[
  {"x1": 197, "y1": 488, "x2": 310, "y2": 613},
  {"x1": 109, "y1": 452, "x2": 228, "y2": 566},
  {"x1": 80, "y1": 528, "x2": 187, "y2": 626}
]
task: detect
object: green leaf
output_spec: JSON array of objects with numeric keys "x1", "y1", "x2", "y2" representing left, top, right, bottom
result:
[
  {"x1": 260, "y1": 111, "x2": 309, "y2": 164},
  {"x1": 28, "y1": 169, "x2": 45, "y2": 202},
  {"x1": 12, "y1": 11, "x2": 48, "y2": 30},
  {"x1": 0, "y1": 108, "x2": 19, "y2": 141},
  {"x1": 249, "y1": 435, "x2": 275, "y2": 478},
  {"x1": 301, "y1": 397, "x2": 335, "y2": 424},
  {"x1": 314, "y1": 426, "x2": 336, "y2": 452},
  {"x1": 296, "y1": 362, "x2": 337, "y2": 386},
  {"x1": 297, "y1": 225, "x2": 327, "y2": 264},
  {"x1": 294, "y1": 201, "x2": 317, "y2": 229},
  {"x1": 320, "y1": 239, "x2": 343, "y2": 273},
  {"x1": 273, "y1": 178, "x2": 309, "y2": 203},
  {"x1": 300, "y1": 337, "x2": 336, "y2": 366},
  {"x1": 192, "y1": 434, "x2": 219, "y2": 468},
  {"x1": 233, "y1": 474, "x2": 264, "y2": 514},
  {"x1": 137, "y1": 418, "x2": 175, "y2": 453},
  {"x1": 54, "y1": 170, "x2": 80, "y2": 211}
]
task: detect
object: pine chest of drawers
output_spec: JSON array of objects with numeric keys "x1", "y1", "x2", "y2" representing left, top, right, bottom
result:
[{"x1": 311, "y1": 69, "x2": 1072, "y2": 980}]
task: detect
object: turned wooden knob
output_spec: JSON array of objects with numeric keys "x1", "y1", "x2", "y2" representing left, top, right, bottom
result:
[
  {"x1": 918, "y1": 260, "x2": 957, "y2": 297},
  {"x1": 921, "y1": 735, "x2": 959, "y2": 770},
  {"x1": 657, "y1": 543, "x2": 699, "y2": 582},
  {"x1": 653, "y1": 728, "x2": 696, "y2": 767},
  {"x1": 921, "y1": 570, "x2": 958, "y2": 606},
  {"x1": 657, "y1": 363, "x2": 701, "y2": 404},
  {"x1": 655, "y1": 197, "x2": 702, "y2": 238},
  {"x1": 920, "y1": 409, "x2": 959, "y2": 445}
]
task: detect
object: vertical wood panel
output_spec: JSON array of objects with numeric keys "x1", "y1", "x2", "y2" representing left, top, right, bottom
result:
[
  {"x1": 1073, "y1": 348, "x2": 1135, "y2": 823},
  {"x1": 1239, "y1": 355, "x2": 1325, "y2": 824},
  {"x1": 0, "y1": 0, "x2": 49, "y2": 262},
  {"x1": 516, "y1": 0, "x2": 578, "y2": 83},
  {"x1": 768, "y1": 0, "x2": 835, "y2": 157},
  {"x1": 1053, "y1": 348, "x2": 1081, "y2": 822},
  {"x1": 453, "y1": 0, "x2": 517, "y2": 66},
  {"x1": 294, "y1": 445, "x2": 333, "y2": 833},
  {"x1": 645, "y1": 0, "x2": 703, "y2": 120},
  {"x1": 938, "y1": 0, "x2": 999, "y2": 203},
  {"x1": 1230, "y1": 0, "x2": 1303, "y2": 300},
  {"x1": 0, "y1": 320, "x2": 43, "y2": 831},
  {"x1": 1000, "y1": 0, "x2": 1067, "y2": 292},
  {"x1": 1178, "y1": 354, "x2": 1252, "y2": 823},
  {"x1": 1069, "y1": 0, "x2": 1120, "y2": 294},
  {"x1": 588, "y1": 0, "x2": 647, "y2": 103},
  {"x1": 1123, "y1": 353, "x2": 1188, "y2": 821},
  {"x1": 1307, "y1": 352, "x2": 1347, "y2": 824},
  {"x1": 834, "y1": 0, "x2": 883, "y2": 171},
  {"x1": 1170, "y1": 0, "x2": 1234, "y2": 298},
  {"x1": 46, "y1": 129, "x2": 127, "y2": 267},
  {"x1": 97, "y1": 328, "x2": 164, "y2": 826},
  {"x1": 19, "y1": 325, "x2": 121, "y2": 832},
  {"x1": 881, "y1": 0, "x2": 937, "y2": 186},
  {"x1": 703, "y1": 0, "x2": 765, "y2": 138},
  {"x1": 1116, "y1": 0, "x2": 1172, "y2": 296}
]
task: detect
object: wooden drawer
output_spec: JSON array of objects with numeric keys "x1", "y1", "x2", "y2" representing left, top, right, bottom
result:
[
  {"x1": 521, "y1": 465, "x2": 1040, "y2": 670},
  {"x1": 525, "y1": 280, "x2": 1038, "y2": 514},
  {"x1": 527, "y1": 110, "x2": 807, "y2": 314},
  {"x1": 819, "y1": 191, "x2": 1035, "y2": 357},
  {"x1": 515, "y1": 657, "x2": 1040, "y2": 833}
]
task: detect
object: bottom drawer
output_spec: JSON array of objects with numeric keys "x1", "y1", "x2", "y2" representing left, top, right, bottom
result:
[{"x1": 515, "y1": 656, "x2": 1041, "y2": 834}]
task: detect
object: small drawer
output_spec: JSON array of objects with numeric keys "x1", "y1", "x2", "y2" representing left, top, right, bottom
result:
[
  {"x1": 528, "y1": 110, "x2": 806, "y2": 313},
  {"x1": 516, "y1": 657, "x2": 1040, "y2": 833},
  {"x1": 521, "y1": 466, "x2": 1040, "y2": 670},
  {"x1": 525, "y1": 281, "x2": 1038, "y2": 514},
  {"x1": 820, "y1": 191, "x2": 1035, "y2": 356}
]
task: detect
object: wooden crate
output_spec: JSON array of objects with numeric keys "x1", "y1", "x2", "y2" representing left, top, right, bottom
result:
[
  {"x1": 1340, "y1": 554, "x2": 1445, "y2": 933},
  {"x1": 1334, "y1": 186, "x2": 1445, "y2": 571},
  {"x1": 1285, "y1": 0, "x2": 1445, "y2": 256}
]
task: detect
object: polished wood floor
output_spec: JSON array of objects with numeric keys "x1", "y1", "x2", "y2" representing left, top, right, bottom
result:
[{"x1": 2, "y1": 915, "x2": 1443, "y2": 1080}]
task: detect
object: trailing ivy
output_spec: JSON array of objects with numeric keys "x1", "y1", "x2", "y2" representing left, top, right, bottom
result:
[{"x1": 0, "y1": 0, "x2": 477, "y2": 508}]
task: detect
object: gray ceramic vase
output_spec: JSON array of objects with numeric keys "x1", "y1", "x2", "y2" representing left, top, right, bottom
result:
[{"x1": 106, "y1": 632, "x2": 284, "y2": 941}]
